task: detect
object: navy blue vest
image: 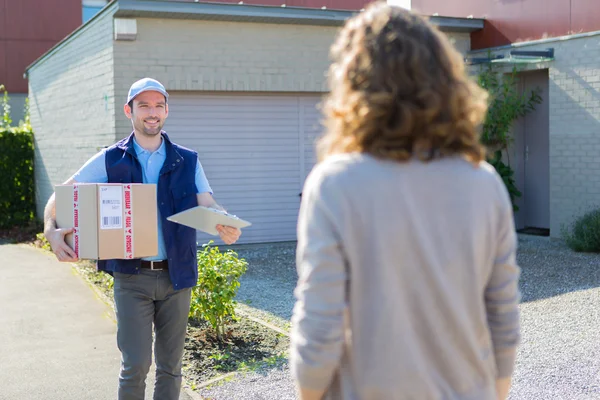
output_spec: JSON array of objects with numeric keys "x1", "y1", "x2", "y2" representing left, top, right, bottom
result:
[{"x1": 97, "y1": 132, "x2": 199, "y2": 290}]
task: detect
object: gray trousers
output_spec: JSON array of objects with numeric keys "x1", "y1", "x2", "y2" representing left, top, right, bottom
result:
[{"x1": 113, "y1": 270, "x2": 192, "y2": 400}]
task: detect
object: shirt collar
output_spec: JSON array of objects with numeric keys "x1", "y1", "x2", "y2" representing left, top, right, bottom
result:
[{"x1": 132, "y1": 135, "x2": 166, "y2": 156}]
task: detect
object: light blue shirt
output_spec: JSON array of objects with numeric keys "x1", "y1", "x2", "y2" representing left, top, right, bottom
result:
[{"x1": 72, "y1": 136, "x2": 212, "y2": 261}]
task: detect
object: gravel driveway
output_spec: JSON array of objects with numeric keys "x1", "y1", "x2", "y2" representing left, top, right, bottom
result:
[
  {"x1": 230, "y1": 241, "x2": 298, "y2": 327},
  {"x1": 200, "y1": 235, "x2": 600, "y2": 400},
  {"x1": 510, "y1": 235, "x2": 600, "y2": 400}
]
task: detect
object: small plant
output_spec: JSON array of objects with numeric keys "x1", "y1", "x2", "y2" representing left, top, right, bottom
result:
[
  {"x1": 209, "y1": 352, "x2": 230, "y2": 362},
  {"x1": 189, "y1": 241, "x2": 248, "y2": 340},
  {"x1": 476, "y1": 61, "x2": 542, "y2": 211},
  {"x1": 264, "y1": 352, "x2": 287, "y2": 367},
  {"x1": 561, "y1": 208, "x2": 600, "y2": 253},
  {"x1": 477, "y1": 63, "x2": 542, "y2": 151},
  {"x1": 35, "y1": 232, "x2": 53, "y2": 251},
  {"x1": 20, "y1": 97, "x2": 31, "y2": 129},
  {"x1": 209, "y1": 352, "x2": 231, "y2": 370},
  {"x1": 487, "y1": 150, "x2": 522, "y2": 211},
  {"x1": 1, "y1": 85, "x2": 12, "y2": 129}
]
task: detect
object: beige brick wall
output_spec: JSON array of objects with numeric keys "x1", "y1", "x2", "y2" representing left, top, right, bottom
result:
[
  {"x1": 113, "y1": 18, "x2": 471, "y2": 137},
  {"x1": 28, "y1": 4, "x2": 118, "y2": 217},
  {"x1": 112, "y1": 18, "x2": 338, "y2": 137},
  {"x1": 468, "y1": 33, "x2": 600, "y2": 237}
]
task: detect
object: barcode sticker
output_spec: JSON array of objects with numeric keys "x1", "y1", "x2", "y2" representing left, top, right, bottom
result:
[
  {"x1": 102, "y1": 216, "x2": 122, "y2": 226},
  {"x1": 100, "y1": 186, "x2": 123, "y2": 229}
]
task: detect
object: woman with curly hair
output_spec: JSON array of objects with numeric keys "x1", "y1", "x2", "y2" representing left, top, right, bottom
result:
[{"x1": 289, "y1": 2, "x2": 521, "y2": 400}]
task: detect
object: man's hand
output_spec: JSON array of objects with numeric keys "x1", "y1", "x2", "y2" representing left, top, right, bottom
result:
[
  {"x1": 496, "y1": 377, "x2": 512, "y2": 400},
  {"x1": 197, "y1": 192, "x2": 242, "y2": 244},
  {"x1": 43, "y1": 178, "x2": 79, "y2": 263},
  {"x1": 298, "y1": 387, "x2": 325, "y2": 400},
  {"x1": 45, "y1": 227, "x2": 79, "y2": 263},
  {"x1": 216, "y1": 225, "x2": 241, "y2": 245}
]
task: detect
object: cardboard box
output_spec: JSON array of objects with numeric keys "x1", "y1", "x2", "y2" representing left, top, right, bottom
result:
[{"x1": 55, "y1": 183, "x2": 158, "y2": 260}]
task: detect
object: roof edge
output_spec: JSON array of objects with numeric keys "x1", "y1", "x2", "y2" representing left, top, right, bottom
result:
[
  {"x1": 114, "y1": 0, "x2": 356, "y2": 26},
  {"x1": 428, "y1": 15, "x2": 484, "y2": 33},
  {"x1": 114, "y1": 0, "x2": 484, "y2": 32}
]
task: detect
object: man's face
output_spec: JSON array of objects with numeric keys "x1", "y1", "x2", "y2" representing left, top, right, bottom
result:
[{"x1": 124, "y1": 91, "x2": 168, "y2": 137}]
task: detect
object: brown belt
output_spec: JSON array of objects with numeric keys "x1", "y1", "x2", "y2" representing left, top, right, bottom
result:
[{"x1": 140, "y1": 260, "x2": 169, "y2": 270}]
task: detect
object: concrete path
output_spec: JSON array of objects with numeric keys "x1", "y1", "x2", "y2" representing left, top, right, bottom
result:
[{"x1": 0, "y1": 243, "x2": 197, "y2": 400}]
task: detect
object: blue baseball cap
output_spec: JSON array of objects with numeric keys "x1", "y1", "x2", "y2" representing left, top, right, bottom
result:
[{"x1": 126, "y1": 78, "x2": 169, "y2": 104}]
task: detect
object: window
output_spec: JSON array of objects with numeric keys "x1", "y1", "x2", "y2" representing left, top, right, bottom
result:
[
  {"x1": 82, "y1": 0, "x2": 108, "y2": 23},
  {"x1": 83, "y1": 6, "x2": 103, "y2": 22}
]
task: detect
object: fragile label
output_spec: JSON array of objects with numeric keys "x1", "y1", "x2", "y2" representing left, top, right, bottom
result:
[
  {"x1": 73, "y1": 184, "x2": 79, "y2": 257},
  {"x1": 99, "y1": 186, "x2": 123, "y2": 230},
  {"x1": 123, "y1": 184, "x2": 134, "y2": 259}
]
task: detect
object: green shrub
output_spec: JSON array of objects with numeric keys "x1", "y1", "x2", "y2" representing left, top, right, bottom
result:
[
  {"x1": 0, "y1": 86, "x2": 35, "y2": 229},
  {"x1": 2, "y1": 85, "x2": 12, "y2": 129},
  {"x1": 35, "y1": 232, "x2": 52, "y2": 251},
  {"x1": 477, "y1": 64, "x2": 542, "y2": 151},
  {"x1": 189, "y1": 241, "x2": 248, "y2": 340},
  {"x1": 487, "y1": 150, "x2": 522, "y2": 212},
  {"x1": 476, "y1": 63, "x2": 541, "y2": 211},
  {"x1": 561, "y1": 208, "x2": 600, "y2": 253}
]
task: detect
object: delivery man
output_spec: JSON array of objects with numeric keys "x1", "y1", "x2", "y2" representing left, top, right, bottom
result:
[{"x1": 42, "y1": 77, "x2": 241, "y2": 400}]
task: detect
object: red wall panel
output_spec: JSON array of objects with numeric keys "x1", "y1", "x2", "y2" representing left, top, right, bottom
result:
[
  {"x1": 412, "y1": 0, "x2": 574, "y2": 49},
  {"x1": 4, "y1": 0, "x2": 82, "y2": 41},
  {"x1": 0, "y1": 41, "x2": 7, "y2": 90},
  {"x1": 0, "y1": 0, "x2": 82, "y2": 93},
  {"x1": 197, "y1": 0, "x2": 370, "y2": 10},
  {"x1": 0, "y1": 0, "x2": 6, "y2": 39},
  {"x1": 5, "y1": 40, "x2": 57, "y2": 93},
  {"x1": 571, "y1": 0, "x2": 600, "y2": 34}
]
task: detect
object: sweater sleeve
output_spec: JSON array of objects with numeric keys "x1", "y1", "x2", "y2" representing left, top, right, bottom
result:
[
  {"x1": 290, "y1": 164, "x2": 348, "y2": 391},
  {"x1": 486, "y1": 186, "x2": 521, "y2": 378}
]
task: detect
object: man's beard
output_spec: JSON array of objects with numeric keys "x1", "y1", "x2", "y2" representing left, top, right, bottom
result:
[{"x1": 135, "y1": 118, "x2": 164, "y2": 136}]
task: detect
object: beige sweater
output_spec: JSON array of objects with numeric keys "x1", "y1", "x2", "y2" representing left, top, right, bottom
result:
[{"x1": 290, "y1": 153, "x2": 521, "y2": 400}]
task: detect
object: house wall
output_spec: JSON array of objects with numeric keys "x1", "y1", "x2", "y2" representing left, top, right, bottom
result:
[
  {"x1": 196, "y1": 0, "x2": 370, "y2": 10},
  {"x1": 468, "y1": 33, "x2": 600, "y2": 237},
  {"x1": 28, "y1": 4, "x2": 118, "y2": 217},
  {"x1": 112, "y1": 17, "x2": 338, "y2": 140},
  {"x1": 112, "y1": 18, "x2": 332, "y2": 136},
  {"x1": 412, "y1": 0, "x2": 600, "y2": 49},
  {"x1": 112, "y1": 18, "x2": 471, "y2": 137}
]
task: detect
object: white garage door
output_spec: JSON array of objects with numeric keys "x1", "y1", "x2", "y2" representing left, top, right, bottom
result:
[
  {"x1": 301, "y1": 96, "x2": 323, "y2": 182},
  {"x1": 164, "y1": 93, "x2": 324, "y2": 244}
]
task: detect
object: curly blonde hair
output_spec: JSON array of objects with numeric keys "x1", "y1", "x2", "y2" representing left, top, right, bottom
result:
[{"x1": 317, "y1": 2, "x2": 489, "y2": 164}]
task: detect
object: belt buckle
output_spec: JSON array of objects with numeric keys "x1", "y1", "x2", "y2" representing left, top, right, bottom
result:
[{"x1": 150, "y1": 261, "x2": 162, "y2": 270}]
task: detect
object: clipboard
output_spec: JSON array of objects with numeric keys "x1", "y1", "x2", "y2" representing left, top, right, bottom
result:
[{"x1": 167, "y1": 206, "x2": 252, "y2": 236}]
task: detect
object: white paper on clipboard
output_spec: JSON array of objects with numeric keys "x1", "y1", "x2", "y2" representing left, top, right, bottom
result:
[{"x1": 166, "y1": 206, "x2": 252, "y2": 236}]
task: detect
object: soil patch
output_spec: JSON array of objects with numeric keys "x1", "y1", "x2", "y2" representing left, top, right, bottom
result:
[{"x1": 184, "y1": 317, "x2": 289, "y2": 387}]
